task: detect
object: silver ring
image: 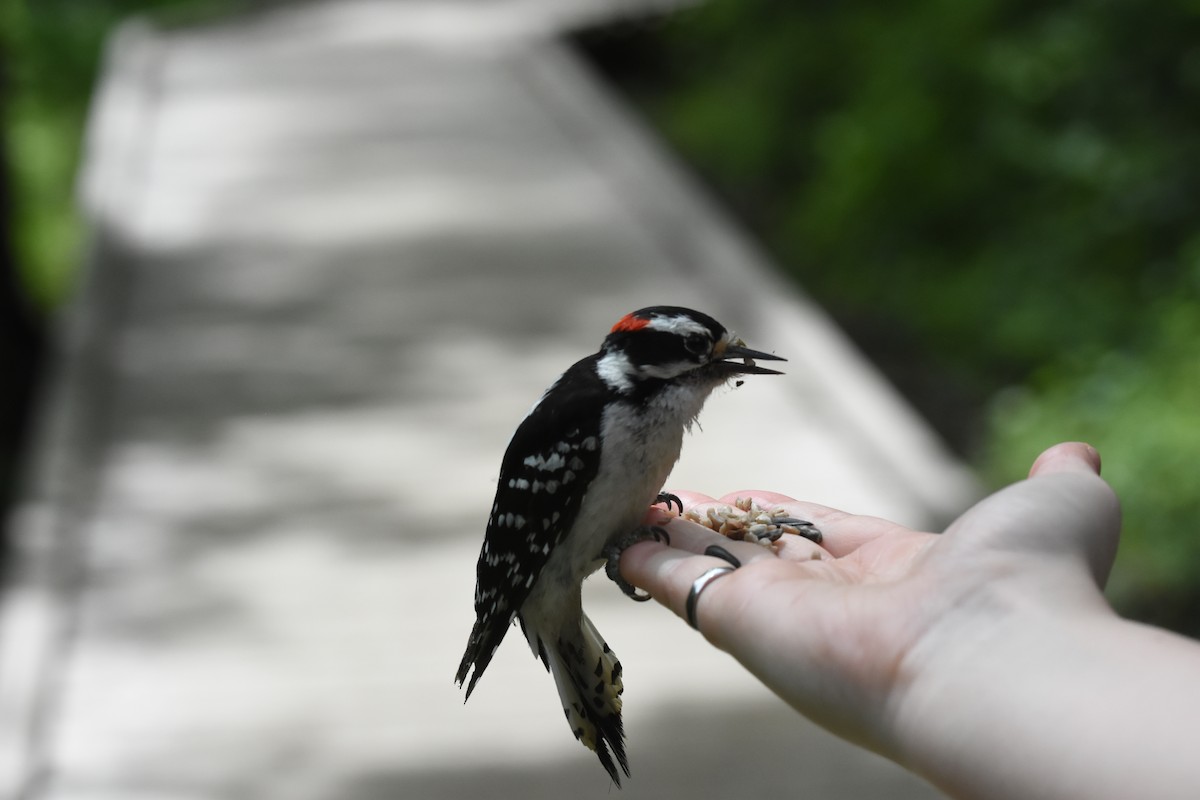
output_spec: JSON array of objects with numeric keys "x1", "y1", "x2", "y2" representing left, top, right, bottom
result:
[{"x1": 686, "y1": 566, "x2": 736, "y2": 630}]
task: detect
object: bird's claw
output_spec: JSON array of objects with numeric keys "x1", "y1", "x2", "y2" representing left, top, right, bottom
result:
[
  {"x1": 703, "y1": 544, "x2": 742, "y2": 568},
  {"x1": 775, "y1": 516, "x2": 823, "y2": 544},
  {"x1": 604, "y1": 526, "x2": 670, "y2": 602},
  {"x1": 654, "y1": 491, "x2": 684, "y2": 515}
]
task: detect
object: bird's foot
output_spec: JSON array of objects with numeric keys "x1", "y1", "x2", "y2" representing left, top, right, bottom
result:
[{"x1": 603, "y1": 526, "x2": 670, "y2": 602}]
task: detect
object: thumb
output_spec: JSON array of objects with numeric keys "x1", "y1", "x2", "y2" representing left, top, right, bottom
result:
[
  {"x1": 1028, "y1": 441, "x2": 1103, "y2": 478},
  {"x1": 1025, "y1": 442, "x2": 1121, "y2": 589}
]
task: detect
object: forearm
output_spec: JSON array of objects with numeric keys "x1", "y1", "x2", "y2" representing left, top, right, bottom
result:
[{"x1": 894, "y1": 606, "x2": 1200, "y2": 800}]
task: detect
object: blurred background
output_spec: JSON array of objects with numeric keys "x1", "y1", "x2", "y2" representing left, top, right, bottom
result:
[
  {"x1": 575, "y1": 0, "x2": 1200, "y2": 631},
  {"x1": 6, "y1": 0, "x2": 1198, "y2": 628},
  {"x1": 0, "y1": 0, "x2": 1197, "y2": 797}
]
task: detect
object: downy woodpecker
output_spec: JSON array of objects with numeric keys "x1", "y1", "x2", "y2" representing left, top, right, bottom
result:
[{"x1": 456, "y1": 306, "x2": 786, "y2": 784}]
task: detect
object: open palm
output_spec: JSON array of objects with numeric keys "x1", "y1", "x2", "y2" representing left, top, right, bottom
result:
[{"x1": 619, "y1": 443, "x2": 1121, "y2": 762}]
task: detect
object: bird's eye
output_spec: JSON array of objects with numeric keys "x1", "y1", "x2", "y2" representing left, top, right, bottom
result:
[{"x1": 683, "y1": 334, "x2": 709, "y2": 357}]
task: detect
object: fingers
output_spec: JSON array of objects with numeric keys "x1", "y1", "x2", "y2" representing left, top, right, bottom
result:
[
  {"x1": 622, "y1": 494, "x2": 935, "y2": 639},
  {"x1": 1031, "y1": 443, "x2": 1119, "y2": 588},
  {"x1": 671, "y1": 495, "x2": 913, "y2": 560},
  {"x1": 1029, "y1": 441, "x2": 1102, "y2": 477},
  {"x1": 653, "y1": 515, "x2": 812, "y2": 566},
  {"x1": 941, "y1": 442, "x2": 1120, "y2": 593},
  {"x1": 619, "y1": 510, "x2": 838, "y2": 629},
  {"x1": 615, "y1": 522, "x2": 764, "y2": 632}
]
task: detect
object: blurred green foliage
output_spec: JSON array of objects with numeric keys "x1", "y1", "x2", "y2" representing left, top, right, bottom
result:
[
  {"x1": 1, "y1": 0, "x2": 241, "y2": 308},
  {"x1": 990, "y1": 298, "x2": 1200, "y2": 627},
  {"x1": 4, "y1": 0, "x2": 1198, "y2": 629},
  {"x1": 583, "y1": 0, "x2": 1200, "y2": 631}
]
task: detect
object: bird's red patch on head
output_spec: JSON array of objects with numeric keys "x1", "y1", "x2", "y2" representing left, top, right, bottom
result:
[{"x1": 610, "y1": 313, "x2": 650, "y2": 334}]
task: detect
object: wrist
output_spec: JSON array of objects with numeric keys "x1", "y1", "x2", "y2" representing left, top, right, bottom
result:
[
  {"x1": 888, "y1": 594, "x2": 1101, "y2": 793},
  {"x1": 890, "y1": 591, "x2": 1200, "y2": 800}
]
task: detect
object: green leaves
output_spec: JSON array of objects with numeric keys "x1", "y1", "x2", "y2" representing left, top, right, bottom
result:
[{"x1": 593, "y1": 0, "x2": 1200, "y2": 631}]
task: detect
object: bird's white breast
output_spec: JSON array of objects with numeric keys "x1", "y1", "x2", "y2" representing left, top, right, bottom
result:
[{"x1": 523, "y1": 382, "x2": 715, "y2": 614}]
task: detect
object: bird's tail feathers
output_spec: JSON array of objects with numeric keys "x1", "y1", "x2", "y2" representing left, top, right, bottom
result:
[
  {"x1": 545, "y1": 612, "x2": 629, "y2": 785},
  {"x1": 456, "y1": 615, "x2": 510, "y2": 700}
]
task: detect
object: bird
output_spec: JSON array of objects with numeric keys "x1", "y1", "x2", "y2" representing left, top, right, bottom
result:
[{"x1": 455, "y1": 306, "x2": 788, "y2": 784}]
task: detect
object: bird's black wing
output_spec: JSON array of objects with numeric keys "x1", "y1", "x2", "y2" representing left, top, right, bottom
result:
[{"x1": 456, "y1": 354, "x2": 608, "y2": 697}]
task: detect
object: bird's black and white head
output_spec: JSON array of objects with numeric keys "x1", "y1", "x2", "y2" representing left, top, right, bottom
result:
[{"x1": 595, "y1": 306, "x2": 785, "y2": 396}]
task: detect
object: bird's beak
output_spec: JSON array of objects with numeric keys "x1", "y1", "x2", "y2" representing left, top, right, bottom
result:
[{"x1": 717, "y1": 341, "x2": 786, "y2": 375}]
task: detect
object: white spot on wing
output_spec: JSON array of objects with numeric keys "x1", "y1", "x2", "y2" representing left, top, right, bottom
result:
[{"x1": 522, "y1": 453, "x2": 566, "y2": 472}]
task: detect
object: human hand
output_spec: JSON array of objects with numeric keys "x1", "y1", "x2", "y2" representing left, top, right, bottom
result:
[{"x1": 618, "y1": 442, "x2": 1121, "y2": 765}]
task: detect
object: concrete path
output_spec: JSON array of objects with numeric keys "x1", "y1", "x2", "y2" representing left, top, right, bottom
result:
[{"x1": 1, "y1": 2, "x2": 973, "y2": 798}]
